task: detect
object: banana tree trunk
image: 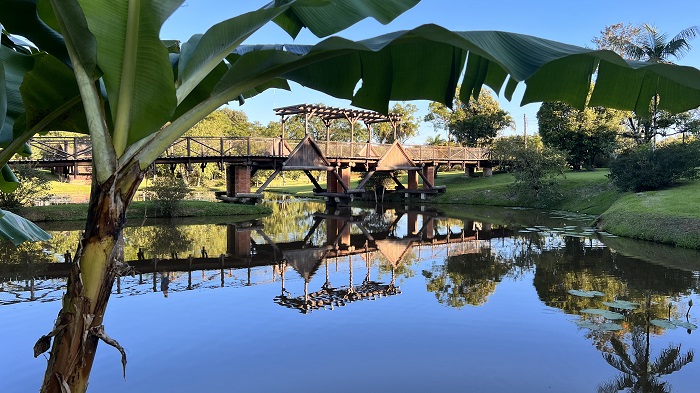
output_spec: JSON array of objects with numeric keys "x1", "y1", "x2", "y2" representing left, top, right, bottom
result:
[{"x1": 38, "y1": 161, "x2": 144, "y2": 393}]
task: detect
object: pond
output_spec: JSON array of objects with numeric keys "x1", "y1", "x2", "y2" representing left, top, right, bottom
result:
[{"x1": 2, "y1": 199, "x2": 700, "y2": 392}]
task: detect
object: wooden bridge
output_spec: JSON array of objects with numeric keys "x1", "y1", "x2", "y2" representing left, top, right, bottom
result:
[
  {"x1": 13, "y1": 135, "x2": 493, "y2": 204},
  {"x1": 11, "y1": 104, "x2": 495, "y2": 204}
]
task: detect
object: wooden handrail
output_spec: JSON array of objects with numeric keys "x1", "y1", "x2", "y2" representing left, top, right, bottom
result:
[{"x1": 17, "y1": 136, "x2": 490, "y2": 163}]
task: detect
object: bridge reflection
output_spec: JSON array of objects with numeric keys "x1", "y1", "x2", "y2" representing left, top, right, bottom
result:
[{"x1": 0, "y1": 206, "x2": 513, "y2": 310}]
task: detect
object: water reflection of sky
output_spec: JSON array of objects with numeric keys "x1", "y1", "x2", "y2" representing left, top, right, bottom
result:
[{"x1": 1, "y1": 203, "x2": 700, "y2": 392}]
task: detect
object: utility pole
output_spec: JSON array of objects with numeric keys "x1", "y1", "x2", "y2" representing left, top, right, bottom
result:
[{"x1": 523, "y1": 114, "x2": 527, "y2": 147}]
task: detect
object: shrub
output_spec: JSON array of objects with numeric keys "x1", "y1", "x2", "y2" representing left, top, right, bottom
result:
[
  {"x1": 0, "y1": 165, "x2": 52, "y2": 209},
  {"x1": 608, "y1": 140, "x2": 700, "y2": 192},
  {"x1": 502, "y1": 145, "x2": 569, "y2": 207},
  {"x1": 146, "y1": 176, "x2": 191, "y2": 217}
]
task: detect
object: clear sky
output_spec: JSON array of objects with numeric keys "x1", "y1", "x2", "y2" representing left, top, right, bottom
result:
[{"x1": 161, "y1": 0, "x2": 700, "y2": 143}]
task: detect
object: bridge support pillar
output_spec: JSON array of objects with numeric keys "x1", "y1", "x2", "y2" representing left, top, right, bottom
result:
[
  {"x1": 226, "y1": 164, "x2": 251, "y2": 196},
  {"x1": 407, "y1": 170, "x2": 418, "y2": 190},
  {"x1": 466, "y1": 166, "x2": 476, "y2": 177},
  {"x1": 422, "y1": 166, "x2": 435, "y2": 189},
  {"x1": 339, "y1": 166, "x2": 351, "y2": 190},
  {"x1": 483, "y1": 167, "x2": 493, "y2": 177},
  {"x1": 326, "y1": 170, "x2": 338, "y2": 193}
]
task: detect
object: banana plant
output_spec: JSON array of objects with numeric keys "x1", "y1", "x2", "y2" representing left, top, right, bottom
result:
[{"x1": 2, "y1": 0, "x2": 700, "y2": 392}]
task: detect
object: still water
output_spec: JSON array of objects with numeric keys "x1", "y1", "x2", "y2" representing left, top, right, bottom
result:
[{"x1": 1, "y1": 199, "x2": 700, "y2": 392}]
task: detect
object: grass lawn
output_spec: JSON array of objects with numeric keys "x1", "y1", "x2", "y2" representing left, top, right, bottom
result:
[
  {"x1": 431, "y1": 169, "x2": 620, "y2": 215},
  {"x1": 597, "y1": 181, "x2": 700, "y2": 248}
]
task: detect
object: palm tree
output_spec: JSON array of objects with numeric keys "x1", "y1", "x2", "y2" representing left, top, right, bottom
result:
[
  {"x1": 625, "y1": 24, "x2": 700, "y2": 64},
  {"x1": 625, "y1": 25, "x2": 700, "y2": 147}
]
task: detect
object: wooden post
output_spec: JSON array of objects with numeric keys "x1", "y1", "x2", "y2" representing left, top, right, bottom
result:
[
  {"x1": 408, "y1": 170, "x2": 418, "y2": 190},
  {"x1": 422, "y1": 166, "x2": 435, "y2": 189},
  {"x1": 326, "y1": 169, "x2": 338, "y2": 193},
  {"x1": 281, "y1": 115, "x2": 286, "y2": 140}
]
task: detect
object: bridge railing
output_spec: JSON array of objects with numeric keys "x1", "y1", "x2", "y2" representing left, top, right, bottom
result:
[
  {"x1": 20, "y1": 136, "x2": 490, "y2": 163},
  {"x1": 23, "y1": 137, "x2": 93, "y2": 161},
  {"x1": 403, "y1": 144, "x2": 489, "y2": 161},
  {"x1": 163, "y1": 137, "x2": 296, "y2": 158}
]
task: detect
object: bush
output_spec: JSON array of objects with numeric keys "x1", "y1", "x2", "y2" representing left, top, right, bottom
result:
[
  {"x1": 0, "y1": 165, "x2": 52, "y2": 209},
  {"x1": 146, "y1": 176, "x2": 191, "y2": 217},
  {"x1": 502, "y1": 145, "x2": 569, "y2": 207},
  {"x1": 608, "y1": 141, "x2": 700, "y2": 192}
]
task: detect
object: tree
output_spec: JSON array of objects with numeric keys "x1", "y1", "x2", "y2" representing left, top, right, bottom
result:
[
  {"x1": 186, "y1": 108, "x2": 252, "y2": 138},
  {"x1": 3, "y1": 2, "x2": 700, "y2": 392},
  {"x1": 592, "y1": 23, "x2": 644, "y2": 57},
  {"x1": 425, "y1": 134, "x2": 447, "y2": 146},
  {"x1": 0, "y1": 165, "x2": 52, "y2": 209},
  {"x1": 425, "y1": 88, "x2": 514, "y2": 147},
  {"x1": 594, "y1": 24, "x2": 700, "y2": 145},
  {"x1": 373, "y1": 102, "x2": 419, "y2": 143},
  {"x1": 537, "y1": 101, "x2": 625, "y2": 169},
  {"x1": 625, "y1": 24, "x2": 699, "y2": 64}
]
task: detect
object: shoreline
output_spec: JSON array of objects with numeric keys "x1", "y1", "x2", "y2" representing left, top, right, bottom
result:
[{"x1": 14, "y1": 169, "x2": 700, "y2": 249}]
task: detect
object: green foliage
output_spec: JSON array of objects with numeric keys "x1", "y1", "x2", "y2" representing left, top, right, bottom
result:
[
  {"x1": 0, "y1": 165, "x2": 51, "y2": 209},
  {"x1": 425, "y1": 88, "x2": 513, "y2": 147},
  {"x1": 608, "y1": 140, "x2": 700, "y2": 192},
  {"x1": 491, "y1": 135, "x2": 542, "y2": 172},
  {"x1": 186, "y1": 108, "x2": 252, "y2": 137},
  {"x1": 625, "y1": 24, "x2": 699, "y2": 64},
  {"x1": 372, "y1": 102, "x2": 420, "y2": 143},
  {"x1": 592, "y1": 23, "x2": 644, "y2": 57},
  {"x1": 537, "y1": 101, "x2": 624, "y2": 170},
  {"x1": 502, "y1": 145, "x2": 569, "y2": 207},
  {"x1": 146, "y1": 176, "x2": 192, "y2": 217},
  {"x1": 593, "y1": 24, "x2": 700, "y2": 146},
  {"x1": 423, "y1": 251, "x2": 513, "y2": 308}
]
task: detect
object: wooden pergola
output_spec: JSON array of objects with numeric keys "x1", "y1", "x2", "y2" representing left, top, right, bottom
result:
[{"x1": 274, "y1": 103, "x2": 403, "y2": 142}]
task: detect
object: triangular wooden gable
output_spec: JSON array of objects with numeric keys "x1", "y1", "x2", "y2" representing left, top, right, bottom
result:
[
  {"x1": 283, "y1": 135, "x2": 330, "y2": 168},
  {"x1": 376, "y1": 142, "x2": 416, "y2": 169},
  {"x1": 375, "y1": 238, "x2": 415, "y2": 268},
  {"x1": 283, "y1": 248, "x2": 325, "y2": 282}
]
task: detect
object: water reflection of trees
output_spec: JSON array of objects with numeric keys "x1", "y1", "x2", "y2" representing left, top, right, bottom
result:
[
  {"x1": 423, "y1": 247, "x2": 517, "y2": 308},
  {"x1": 0, "y1": 241, "x2": 54, "y2": 280},
  {"x1": 260, "y1": 199, "x2": 325, "y2": 243},
  {"x1": 532, "y1": 236, "x2": 698, "y2": 330}
]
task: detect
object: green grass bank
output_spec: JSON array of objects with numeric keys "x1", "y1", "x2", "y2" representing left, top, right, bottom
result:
[{"x1": 436, "y1": 170, "x2": 700, "y2": 248}]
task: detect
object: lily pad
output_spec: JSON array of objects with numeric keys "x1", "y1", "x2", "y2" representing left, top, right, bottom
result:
[
  {"x1": 581, "y1": 309, "x2": 625, "y2": 320},
  {"x1": 603, "y1": 300, "x2": 640, "y2": 310},
  {"x1": 568, "y1": 289, "x2": 605, "y2": 298},
  {"x1": 670, "y1": 320, "x2": 698, "y2": 330},
  {"x1": 650, "y1": 319, "x2": 677, "y2": 329}
]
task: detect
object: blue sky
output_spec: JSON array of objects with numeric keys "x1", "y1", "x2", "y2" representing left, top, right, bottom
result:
[{"x1": 161, "y1": 0, "x2": 700, "y2": 143}]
